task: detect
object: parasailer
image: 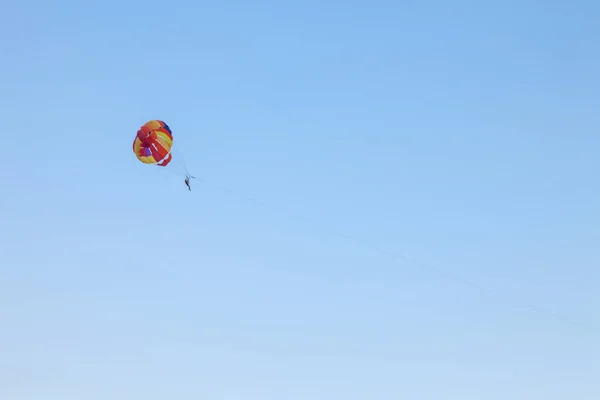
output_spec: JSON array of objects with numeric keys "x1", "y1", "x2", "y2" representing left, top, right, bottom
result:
[{"x1": 184, "y1": 174, "x2": 196, "y2": 191}]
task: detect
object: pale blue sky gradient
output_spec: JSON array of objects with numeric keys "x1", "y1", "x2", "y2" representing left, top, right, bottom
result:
[{"x1": 2, "y1": 0, "x2": 599, "y2": 399}]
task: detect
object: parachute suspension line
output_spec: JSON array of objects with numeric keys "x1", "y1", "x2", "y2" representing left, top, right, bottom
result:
[
  {"x1": 196, "y1": 177, "x2": 598, "y2": 336},
  {"x1": 172, "y1": 143, "x2": 191, "y2": 177},
  {"x1": 156, "y1": 161, "x2": 183, "y2": 178}
]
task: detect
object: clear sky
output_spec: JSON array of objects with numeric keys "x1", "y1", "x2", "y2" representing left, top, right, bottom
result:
[{"x1": 1, "y1": 0, "x2": 599, "y2": 399}]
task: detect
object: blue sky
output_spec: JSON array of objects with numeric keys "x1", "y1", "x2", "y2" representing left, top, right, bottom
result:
[{"x1": 2, "y1": 0, "x2": 599, "y2": 398}]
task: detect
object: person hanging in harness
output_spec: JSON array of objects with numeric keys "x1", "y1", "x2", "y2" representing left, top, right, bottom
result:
[{"x1": 184, "y1": 174, "x2": 195, "y2": 191}]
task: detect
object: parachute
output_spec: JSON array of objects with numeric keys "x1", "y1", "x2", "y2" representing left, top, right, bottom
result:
[
  {"x1": 133, "y1": 119, "x2": 194, "y2": 188},
  {"x1": 132, "y1": 119, "x2": 173, "y2": 167}
]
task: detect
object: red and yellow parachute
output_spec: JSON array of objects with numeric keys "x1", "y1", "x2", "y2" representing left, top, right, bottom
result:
[{"x1": 132, "y1": 120, "x2": 173, "y2": 167}]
